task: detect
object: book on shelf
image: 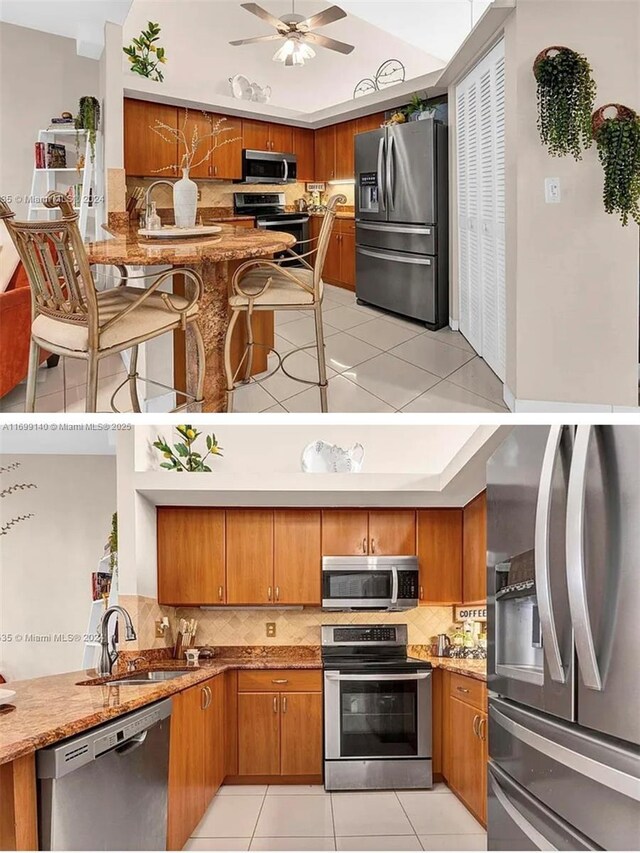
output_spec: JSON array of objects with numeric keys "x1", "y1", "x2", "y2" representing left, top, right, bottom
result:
[
  {"x1": 46, "y1": 143, "x2": 67, "y2": 168},
  {"x1": 34, "y1": 142, "x2": 45, "y2": 168}
]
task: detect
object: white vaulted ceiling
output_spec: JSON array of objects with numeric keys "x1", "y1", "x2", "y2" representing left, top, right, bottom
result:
[{"x1": 122, "y1": 0, "x2": 486, "y2": 113}]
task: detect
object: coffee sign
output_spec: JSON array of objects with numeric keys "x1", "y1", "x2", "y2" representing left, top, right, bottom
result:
[{"x1": 455, "y1": 606, "x2": 487, "y2": 622}]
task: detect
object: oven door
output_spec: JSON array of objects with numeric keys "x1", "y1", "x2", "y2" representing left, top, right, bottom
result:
[
  {"x1": 257, "y1": 217, "x2": 309, "y2": 266},
  {"x1": 324, "y1": 671, "x2": 431, "y2": 761}
]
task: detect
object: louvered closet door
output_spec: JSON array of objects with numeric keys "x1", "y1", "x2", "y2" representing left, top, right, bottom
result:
[{"x1": 456, "y1": 39, "x2": 506, "y2": 382}]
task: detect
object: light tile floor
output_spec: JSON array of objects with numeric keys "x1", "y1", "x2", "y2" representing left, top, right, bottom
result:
[
  {"x1": 0, "y1": 285, "x2": 507, "y2": 414},
  {"x1": 183, "y1": 784, "x2": 487, "y2": 851}
]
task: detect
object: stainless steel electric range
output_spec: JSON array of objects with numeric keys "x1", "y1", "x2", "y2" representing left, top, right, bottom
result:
[{"x1": 322, "y1": 624, "x2": 432, "y2": 791}]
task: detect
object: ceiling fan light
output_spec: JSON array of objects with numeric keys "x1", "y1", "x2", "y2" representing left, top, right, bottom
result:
[
  {"x1": 273, "y1": 38, "x2": 295, "y2": 62},
  {"x1": 291, "y1": 49, "x2": 305, "y2": 65},
  {"x1": 298, "y1": 42, "x2": 316, "y2": 59}
]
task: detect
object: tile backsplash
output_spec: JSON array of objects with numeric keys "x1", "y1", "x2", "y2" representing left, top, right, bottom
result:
[{"x1": 126, "y1": 178, "x2": 308, "y2": 211}]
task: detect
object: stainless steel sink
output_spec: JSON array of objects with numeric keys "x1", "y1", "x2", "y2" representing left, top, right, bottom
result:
[{"x1": 108, "y1": 669, "x2": 194, "y2": 685}]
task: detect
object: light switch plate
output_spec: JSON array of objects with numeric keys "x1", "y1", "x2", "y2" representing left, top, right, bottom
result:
[
  {"x1": 266, "y1": 622, "x2": 276, "y2": 638},
  {"x1": 545, "y1": 177, "x2": 561, "y2": 204}
]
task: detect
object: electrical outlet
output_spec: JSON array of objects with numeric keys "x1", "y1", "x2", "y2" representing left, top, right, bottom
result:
[
  {"x1": 155, "y1": 617, "x2": 169, "y2": 638},
  {"x1": 266, "y1": 622, "x2": 276, "y2": 638},
  {"x1": 197, "y1": 189, "x2": 202, "y2": 201},
  {"x1": 545, "y1": 177, "x2": 561, "y2": 204}
]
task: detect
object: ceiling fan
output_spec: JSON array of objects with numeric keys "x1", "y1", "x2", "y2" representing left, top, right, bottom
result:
[{"x1": 230, "y1": 2, "x2": 355, "y2": 66}]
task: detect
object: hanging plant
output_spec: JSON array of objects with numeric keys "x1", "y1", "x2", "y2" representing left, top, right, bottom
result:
[
  {"x1": 533, "y1": 46, "x2": 596, "y2": 159},
  {"x1": 123, "y1": 21, "x2": 167, "y2": 82},
  {"x1": 592, "y1": 104, "x2": 640, "y2": 226},
  {"x1": 75, "y1": 96, "x2": 100, "y2": 163}
]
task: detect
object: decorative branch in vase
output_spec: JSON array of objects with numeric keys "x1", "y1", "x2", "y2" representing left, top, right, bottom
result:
[{"x1": 150, "y1": 110, "x2": 241, "y2": 227}]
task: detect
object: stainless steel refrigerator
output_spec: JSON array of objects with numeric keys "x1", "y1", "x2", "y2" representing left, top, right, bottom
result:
[
  {"x1": 487, "y1": 425, "x2": 640, "y2": 850},
  {"x1": 354, "y1": 118, "x2": 448, "y2": 330}
]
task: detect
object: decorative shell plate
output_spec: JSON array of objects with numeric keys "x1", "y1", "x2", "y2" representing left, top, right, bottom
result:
[
  {"x1": 301, "y1": 441, "x2": 365, "y2": 473},
  {"x1": 0, "y1": 688, "x2": 16, "y2": 704},
  {"x1": 138, "y1": 225, "x2": 222, "y2": 239}
]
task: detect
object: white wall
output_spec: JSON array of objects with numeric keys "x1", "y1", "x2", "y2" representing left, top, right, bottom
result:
[
  {"x1": 505, "y1": 0, "x2": 639, "y2": 407},
  {"x1": 0, "y1": 454, "x2": 116, "y2": 681},
  {"x1": 0, "y1": 23, "x2": 100, "y2": 217}
]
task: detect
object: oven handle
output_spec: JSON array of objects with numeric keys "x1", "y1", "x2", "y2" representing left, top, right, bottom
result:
[
  {"x1": 325, "y1": 672, "x2": 431, "y2": 682},
  {"x1": 258, "y1": 217, "x2": 309, "y2": 227}
]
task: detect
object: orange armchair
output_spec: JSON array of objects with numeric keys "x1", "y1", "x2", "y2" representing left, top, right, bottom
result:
[{"x1": 0, "y1": 264, "x2": 55, "y2": 400}]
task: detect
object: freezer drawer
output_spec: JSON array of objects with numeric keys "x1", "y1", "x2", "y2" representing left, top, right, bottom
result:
[
  {"x1": 356, "y1": 246, "x2": 437, "y2": 324},
  {"x1": 489, "y1": 697, "x2": 640, "y2": 850},
  {"x1": 488, "y1": 762, "x2": 595, "y2": 850},
  {"x1": 356, "y1": 222, "x2": 436, "y2": 255}
]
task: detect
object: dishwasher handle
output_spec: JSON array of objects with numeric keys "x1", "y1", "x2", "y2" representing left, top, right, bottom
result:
[{"x1": 114, "y1": 730, "x2": 148, "y2": 757}]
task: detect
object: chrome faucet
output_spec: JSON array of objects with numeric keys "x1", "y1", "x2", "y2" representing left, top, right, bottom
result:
[
  {"x1": 144, "y1": 180, "x2": 175, "y2": 223},
  {"x1": 98, "y1": 606, "x2": 137, "y2": 676}
]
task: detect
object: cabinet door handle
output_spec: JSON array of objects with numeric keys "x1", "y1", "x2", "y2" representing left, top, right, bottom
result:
[
  {"x1": 272, "y1": 679, "x2": 288, "y2": 684},
  {"x1": 473, "y1": 714, "x2": 480, "y2": 737},
  {"x1": 275, "y1": 586, "x2": 280, "y2": 602},
  {"x1": 420, "y1": 585, "x2": 424, "y2": 600},
  {"x1": 371, "y1": 538, "x2": 376, "y2": 553},
  {"x1": 273, "y1": 696, "x2": 278, "y2": 713},
  {"x1": 282, "y1": 696, "x2": 287, "y2": 714},
  {"x1": 480, "y1": 717, "x2": 487, "y2": 741},
  {"x1": 208, "y1": 164, "x2": 212, "y2": 176},
  {"x1": 201, "y1": 687, "x2": 208, "y2": 710},
  {"x1": 456, "y1": 686, "x2": 470, "y2": 694},
  {"x1": 206, "y1": 686, "x2": 212, "y2": 708},
  {"x1": 268, "y1": 586, "x2": 272, "y2": 601},
  {"x1": 362, "y1": 536, "x2": 367, "y2": 554},
  {"x1": 214, "y1": 165, "x2": 218, "y2": 176},
  {"x1": 218, "y1": 585, "x2": 224, "y2": 602}
]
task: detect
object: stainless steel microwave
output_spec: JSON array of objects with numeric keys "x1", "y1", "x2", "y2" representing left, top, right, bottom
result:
[
  {"x1": 322, "y1": 556, "x2": 419, "y2": 611},
  {"x1": 240, "y1": 149, "x2": 297, "y2": 184}
]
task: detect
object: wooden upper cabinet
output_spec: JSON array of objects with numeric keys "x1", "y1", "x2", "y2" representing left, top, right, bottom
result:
[
  {"x1": 417, "y1": 509, "x2": 462, "y2": 604},
  {"x1": 167, "y1": 682, "x2": 206, "y2": 850},
  {"x1": 124, "y1": 98, "x2": 178, "y2": 176},
  {"x1": 226, "y1": 509, "x2": 274, "y2": 604},
  {"x1": 463, "y1": 491, "x2": 487, "y2": 604},
  {"x1": 356, "y1": 112, "x2": 385, "y2": 135},
  {"x1": 241, "y1": 118, "x2": 270, "y2": 150},
  {"x1": 269, "y1": 123, "x2": 294, "y2": 153},
  {"x1": 274, "y1": 510, "x2": 321, "y2": 605},
  {"x1": 183, "y1": 110, "x2": 212, "y2": 178},
  {"x1": 237, "y1": 692, "x2": 281, "y2": 775},
  {"x1": 314, "y1": 125, "x2": 336, "y2": 181},
  {"x1": 293, "y1": 127, "x2": 315, "y2": 181},
  {"x1": 157, "y1": 508, "x2": 226, "y2": 606},
  {"x1": 322, "y1": 509, "x2": 369, "y2": 555},
  {"x1": 368, "y1": 510, "x2": 416, "y2": 555},
  {"x1": 280, "y1": 692, "x2": 323, "y2": 776},
  {"x1": 334, "y1": 120, "x2": 356, "y2": 180},
  {"x1": 211, "y1": 113, "x2": 243, "y2": 179}
]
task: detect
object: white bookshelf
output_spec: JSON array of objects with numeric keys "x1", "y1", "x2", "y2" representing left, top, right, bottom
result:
[{"x1": 29, "y1": 128, "x2": 105, "y2": 241}]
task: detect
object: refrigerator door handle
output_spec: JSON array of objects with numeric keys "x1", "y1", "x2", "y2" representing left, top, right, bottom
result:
[
  {"x1": 376, "y1": 136, "x2": 386, "y2": 212},
  {"x1": 387, "y1": 133, "x2": 396, "y2": 211},
  {"x1": 534, "y1": 425, "x2": 567, "y2": 684},
  {"x1": 356, "y1": 247, "x2": 432, "y2": 266},
  {"x1": 488, "y1": 769, "x2": 558, "y2": 851},
  {"x1": 566, "y1": 425, "x2": 602, "y2": 691}
]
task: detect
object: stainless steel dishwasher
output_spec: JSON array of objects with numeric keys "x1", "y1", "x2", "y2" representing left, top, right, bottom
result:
[{"x1": 37, "y1": 698, "x2": 172, "y2": 850}]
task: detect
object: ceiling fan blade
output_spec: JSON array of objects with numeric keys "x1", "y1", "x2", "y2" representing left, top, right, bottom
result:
[
  {"x1": 240, "y1": 3, "x2": 288, "y2": 31},
  {"x1": 298, "y1": 5, "x2": 347, "y2": 30},
  {"x1": 304, "y1": 32, "x2": 354, "y2": 54},
  {"x1": 230, "y1": 33, "x2": 285, "y2": 45}
]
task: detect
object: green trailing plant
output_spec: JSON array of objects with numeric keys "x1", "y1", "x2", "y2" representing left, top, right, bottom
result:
[
  {"x1": 153, "y1": 425, "x2": 223, "y2": 473},
  {"x1": 75, "y1": 96, "x2": 100, "y2": 163},
  {"x1": 534, "y1": 46, "x2": 596, "y2": 159},
  {"x1": 109, "y1": 512, "x2": 118, "y2": 572},
  {"x1": 123, "y1": 21, "x2": 167, "y2": 82},
  {"x1": 592, "y1": 104, "x2": 640, "y2": 226}
]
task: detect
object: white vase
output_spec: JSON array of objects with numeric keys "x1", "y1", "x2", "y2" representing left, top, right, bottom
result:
[{"x1": 173, "y1": 168, "x2": 197, "y2": 228}]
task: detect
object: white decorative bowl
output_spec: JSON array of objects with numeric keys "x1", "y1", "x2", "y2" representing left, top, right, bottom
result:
[{"x1": 0, "y1": 688, "x2": 16, "y2": 704}]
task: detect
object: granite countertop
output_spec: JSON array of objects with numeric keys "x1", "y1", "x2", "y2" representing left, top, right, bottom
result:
[
  {"x1": 409, "y1": 647, "x2": 487, "y2": 683},
  {"x1": 87, "y1": 222, "x2": 295, "y2": 266},
  {"x1": 0, "y1": 652, "x2": 320, "y2": 765}
]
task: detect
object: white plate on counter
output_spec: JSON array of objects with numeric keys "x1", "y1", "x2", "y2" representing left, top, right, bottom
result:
[
  {"x1": 138, "y1": 225, "x2": 222, "y2": 239},
  {"x1": 0, "y1": 688, "x2": 16, "y2": 704}
]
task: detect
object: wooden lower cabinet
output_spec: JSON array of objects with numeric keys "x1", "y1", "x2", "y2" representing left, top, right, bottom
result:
[
  {"x1": 311, "y1": 217, "x2": 355, "y2": 291},
  {"x1": 440, "y1": 672, "x2": 488, "y2": 828},
  {"x1": 235, "y1": 671, "x2": 323, "y2": 781},
  {"x1": 0, "y1": 754, "x2": 38, "y2": 851},
  {"x1": 167, "y1": 676, "x2": 225, "y2": 850}
]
